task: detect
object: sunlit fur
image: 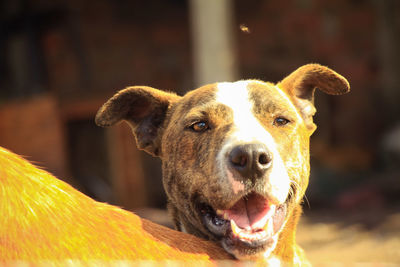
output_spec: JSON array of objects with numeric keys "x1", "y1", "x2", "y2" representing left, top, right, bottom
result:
[
  {"x1": 95, "y1": 63, "x2": 350, "y2": 265},
  {"x1": 0, "y1": 147, "x2": 231, "y2": 262}
]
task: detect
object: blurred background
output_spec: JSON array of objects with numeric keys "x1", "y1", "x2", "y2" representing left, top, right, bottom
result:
[{"x1": 1, "y1": 0, "x2": 399, "y2": 263}]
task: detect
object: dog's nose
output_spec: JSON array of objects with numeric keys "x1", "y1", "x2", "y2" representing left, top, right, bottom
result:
[{"x1": 228, "y1": 144, "x2": 272, "y2": 180}]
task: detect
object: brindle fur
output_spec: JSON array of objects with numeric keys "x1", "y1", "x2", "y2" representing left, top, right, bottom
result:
[{"x1": 96, "y1": 64, "x2": 350, "y2": 264}]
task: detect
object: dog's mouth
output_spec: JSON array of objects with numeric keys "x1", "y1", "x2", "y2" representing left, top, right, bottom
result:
[{"x1": 199, "y1": 192, "x2": 287, "y2": 258}]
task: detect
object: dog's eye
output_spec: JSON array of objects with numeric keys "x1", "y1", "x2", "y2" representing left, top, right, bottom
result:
[
  {"x1": 273, "y1": 117, "x2": 290, "y2": 126},
  {"x1": 190, "y1": 121, "x2": 209, "y2": 132}
]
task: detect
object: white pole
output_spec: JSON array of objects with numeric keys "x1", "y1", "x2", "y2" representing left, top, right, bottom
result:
[{"x1": 189, "y1": 0, "x2": 238, "y2": 87}]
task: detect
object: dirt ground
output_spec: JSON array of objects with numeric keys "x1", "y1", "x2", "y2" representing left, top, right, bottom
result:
[
  {"x1": 138, "y1": 207, "x2": 400, "y2": 264},
  {"x1": 297, "y1": 208, "x2": 400, "y2": 264}
]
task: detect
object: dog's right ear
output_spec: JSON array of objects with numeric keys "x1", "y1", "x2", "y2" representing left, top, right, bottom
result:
[{"x1": 95, "y1": 86, "x2": 181, "y2": 157}]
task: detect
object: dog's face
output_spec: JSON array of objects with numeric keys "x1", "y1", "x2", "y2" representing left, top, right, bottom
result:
[
  {"x1": 96, "y1": 64, "x2": 350, "y2": 260},
  {"x1": 160, "y1": 81, "x2": 311, "y2": 259}
]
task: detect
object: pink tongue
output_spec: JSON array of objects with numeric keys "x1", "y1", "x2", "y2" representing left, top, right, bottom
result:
[{"x1": 225, "y1": 193, "x2": 270, "y2": 229}]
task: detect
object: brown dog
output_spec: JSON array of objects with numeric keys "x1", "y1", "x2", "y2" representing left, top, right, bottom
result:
[{"x1": 96, "y1": 64, "x2": 350, "y2": 264}]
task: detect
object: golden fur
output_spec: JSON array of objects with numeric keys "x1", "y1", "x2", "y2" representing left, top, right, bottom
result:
[{"x1": 0, "y1": 146, "x2": 231, "y2": 262}]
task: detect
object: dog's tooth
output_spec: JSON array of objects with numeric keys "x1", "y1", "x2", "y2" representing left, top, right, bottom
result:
[
  {"x1": 243, "y1": 232, "x2": 251, "y2": 240},
  {"x1": 253, "y1": 232, "x2": 259, "y2": 240},
  {"x1": 260, "y1": 230, "x2": 267, "y2": 239},
  {"x1": 251, "y1": 204, "x2": 277, "y2": 229},
  {"x1": 230, "y1": 220, "x2": 242, "y2": 236},
  {"x1": 216, "y1": 209, "x2": 223, "y2": 216},
  {"x1": 257, "y1": 232, "x2": 264, "y2": 240}
]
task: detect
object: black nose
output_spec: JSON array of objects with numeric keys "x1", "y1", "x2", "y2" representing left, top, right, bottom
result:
[{"x1": 228, "y1": 144, "x2": 272, "y2": 180}]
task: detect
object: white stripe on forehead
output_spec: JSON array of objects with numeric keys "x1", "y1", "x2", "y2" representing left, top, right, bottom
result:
[
  {"x1": 215, "y1": 80, "x2": 291, "y2": 204},
  {"x1": 216, "y1": 80, "x2": 303, "y2": 125},
  {"x1": 216, "y1": 80, "x2": 272, "y2": 144},
  {"x1": 216, "y1": 81, "x2": 253, "y2": 127}
]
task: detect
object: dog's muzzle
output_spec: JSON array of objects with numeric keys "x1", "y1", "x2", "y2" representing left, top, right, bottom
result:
[{"x1": 197, "y1": 143, "x2": 290, "y2": 258}]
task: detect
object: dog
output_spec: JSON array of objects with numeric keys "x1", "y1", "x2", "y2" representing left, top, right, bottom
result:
[
  {"x1": 95, "y1": 63, "x2": 350, "y2": 264},
  {"x1": 0, "y1": 146, "x2": 231, "y2": 261}
]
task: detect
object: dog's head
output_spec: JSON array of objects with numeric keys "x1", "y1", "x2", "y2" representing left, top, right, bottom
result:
[{"x1": 96, "y1": 64, "x2": 349, "y2": 260}]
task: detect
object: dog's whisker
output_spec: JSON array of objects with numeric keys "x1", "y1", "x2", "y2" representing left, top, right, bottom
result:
[
  {"x1": 303, "y1": 194, "x2": 311, "y2": 209},
  {"x1": 289, "y1": 179, "x2": 310, "y2": 209}
]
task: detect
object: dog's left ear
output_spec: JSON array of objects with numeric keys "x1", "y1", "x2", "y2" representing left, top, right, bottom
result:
[
  {"x1": 278, "y1": 64, "x2": 350, "y2": 130},
  {"x1": 95, "y1": 86, "x2": 181, "y2": 157}
]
